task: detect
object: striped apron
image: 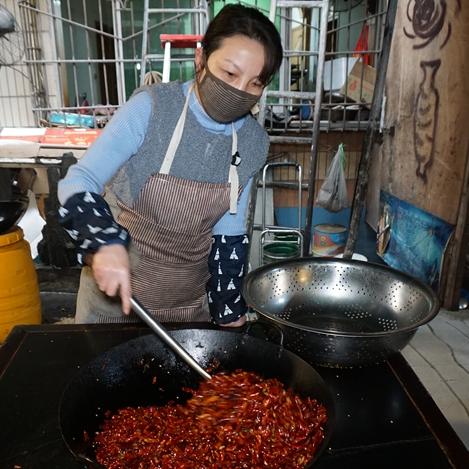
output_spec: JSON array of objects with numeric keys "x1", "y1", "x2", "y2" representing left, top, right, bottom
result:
[{"x1": 75, "y1": 86, "x2": 241, "y2": 324}]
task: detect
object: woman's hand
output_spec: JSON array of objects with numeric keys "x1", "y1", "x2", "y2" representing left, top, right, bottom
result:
[
  {"x1": 91, "y1": 244, "x2": 132, "y2": 315},
  {"x1": 220, "y1": 315, "x2": 247, "y2": 328}
]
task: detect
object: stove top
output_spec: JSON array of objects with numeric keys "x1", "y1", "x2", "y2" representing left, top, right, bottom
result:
[{"x1": 0, "y1": 323, "x2": 467, "y2": 469}]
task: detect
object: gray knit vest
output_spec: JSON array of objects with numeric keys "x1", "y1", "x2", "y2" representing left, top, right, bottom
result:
[{"x1": 107, "y1": 81, "x2": 269, "y2": 207}]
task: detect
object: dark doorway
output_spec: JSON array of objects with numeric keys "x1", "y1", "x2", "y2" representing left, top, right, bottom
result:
[{"x1": 95, "y1": 22, "x2": 118, "y2": 105}]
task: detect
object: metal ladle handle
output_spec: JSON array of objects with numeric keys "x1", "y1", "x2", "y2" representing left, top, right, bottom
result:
[{"x1": 130, "y1": 297, "x2": 211, "y2": 380}]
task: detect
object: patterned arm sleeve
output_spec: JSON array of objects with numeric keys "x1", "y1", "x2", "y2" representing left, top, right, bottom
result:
[
  {"x1": 58, "y1": 191, "x2": 130, "y2": 265},
  {"x1": 206, "y1": 234, "x2": 249, "y2": 325}
]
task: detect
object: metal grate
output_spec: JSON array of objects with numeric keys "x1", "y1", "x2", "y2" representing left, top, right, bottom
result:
[
  {"x1": 261, "y1": 0, "x2": 388, "y2": 137},
  {"x1": 1, "y1": 0, "x2": 387, "y2": 132},
  {"x1": 0, "y1": 0, "x2": 206, "y2": 128}
]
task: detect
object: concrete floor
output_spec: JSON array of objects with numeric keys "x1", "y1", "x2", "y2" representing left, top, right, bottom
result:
[{"x1": 402, "y1": 308, "x2": 469, "y2": 450}]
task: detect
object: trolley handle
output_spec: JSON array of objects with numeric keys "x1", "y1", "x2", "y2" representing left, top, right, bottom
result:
[{"x1": 261, "y1": 162, "x2": 302, "y2": 231}]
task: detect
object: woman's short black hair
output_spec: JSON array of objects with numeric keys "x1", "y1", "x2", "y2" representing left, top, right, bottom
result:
[{"x1": 202, "y1": 4, "x2": 283, "y2": 86}]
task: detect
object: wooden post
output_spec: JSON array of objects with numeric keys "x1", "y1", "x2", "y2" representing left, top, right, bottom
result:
[{"x1": 443, "y1": 145, "x2": 469, "y2": 309}]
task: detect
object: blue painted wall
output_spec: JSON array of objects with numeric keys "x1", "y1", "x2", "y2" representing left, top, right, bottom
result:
[{"x1": 275, "y1": 206, "x2": 351, "y2": 233}]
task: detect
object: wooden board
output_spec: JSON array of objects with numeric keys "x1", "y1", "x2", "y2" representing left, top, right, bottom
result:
[{"x1": 368, "y1": 1, "x2": 469, "y2": 225}]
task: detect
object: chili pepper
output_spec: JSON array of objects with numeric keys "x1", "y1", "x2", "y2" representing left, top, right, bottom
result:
[{"x1": 94, "y1": 370, "x2": 327, "y2": 469}]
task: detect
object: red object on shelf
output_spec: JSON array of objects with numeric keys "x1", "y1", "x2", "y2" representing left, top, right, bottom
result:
[
  {"x1": 160, "y1": 34, "x2": 203, "y2": 49},
  {"x1": 353, "y1": 23, "x2": 370, "y2": 65},
  {"x1": 0, "y1": 128, "x2": 100, "y2": 147},
  {"x1": 41, "y1": 128, "x2": 100, "y2": 146}
]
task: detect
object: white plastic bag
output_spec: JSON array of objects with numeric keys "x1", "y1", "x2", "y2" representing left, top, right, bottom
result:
[{"x1": 315, "y1": 143, "x2": 349, "y2": 212}]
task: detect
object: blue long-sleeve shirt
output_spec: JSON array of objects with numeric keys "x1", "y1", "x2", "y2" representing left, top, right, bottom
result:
[{"x1": 58, "y1": 80, "x2": 252, "y2": 236}]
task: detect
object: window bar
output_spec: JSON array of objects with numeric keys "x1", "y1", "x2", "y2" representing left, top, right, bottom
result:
[
  {"x1": 130, "y1": 2, "x2": 139, "y2": 90},
  {"x1": 113, "y1": 0, "x2": 126, "y2": 103},
  {"x1": 19, "y1": 2, "x2": 116, "y2": 39},
  {"x1": 162, "y1": 0, "x2": 167, "y2": 78},
  {"x1": 13, "y1": 2, "x2": 27, "y2": 125},
  {"x1": 7, "y1": 66, "x2": 18, "y2": 126},
  {"x1": 326, "y1": 9, "x2": 333, "y2": 133},
  {"x1": 65, "y1": 0, "x2": 80, "y2": 113},
  {"x1": 176, "y1": 0, "x2": 182, "y2": 34},
  {"x1": 20, "y1": 4, "x2": 33, "y2": 124},
  {"x1": 23, "y1": 1, "x2": 48, "y2": 125},
  {"x1": 280, "y1": 4, "x2": 289, "y2": 122},
  {"x1": 174, "y1": 0, "x2": 183, "y2": 79},
  {"x1": 359, "y1": 19, "x2": 367, "y2": 130},
  {"x1": 98, "y1": 0, "x2": 110, "y2": 106},
  {"x1": 140, "y1": 0, "x2": 150, "y2": 80},
  {"x1": 343, "y1": 1, "x2": 353, "y2": 132},
  {"x1": 46, "y1": 0, "x2": 64, "y2": 111},
  {"x1": 82, "y1": 0, "x2": 96, "y2": 107}
]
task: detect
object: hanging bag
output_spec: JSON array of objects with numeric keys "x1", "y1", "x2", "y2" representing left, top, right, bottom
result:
[{"x1": 315, "y1": 143, "x2": 349, "y2": 212}]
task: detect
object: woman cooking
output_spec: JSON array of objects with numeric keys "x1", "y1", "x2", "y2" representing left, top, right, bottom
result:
[{"x1": 58, "y1": 4, "x2": 282, "y2": 327}]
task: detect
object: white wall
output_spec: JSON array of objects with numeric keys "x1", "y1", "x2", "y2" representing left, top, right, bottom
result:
[
  {"x1": 0, "y1": 0, "x2": 35, "y2": 126},
  {"x1": 0, "y1": 0, "x2": 62, "y2": 127}
]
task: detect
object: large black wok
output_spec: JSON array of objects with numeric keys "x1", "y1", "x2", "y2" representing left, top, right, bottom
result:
[
  {"x1": 0, "y1": 197, "x2": 28, "y2": 234},
  {"x1": 59, "y1": 328, "x2": 334, "y2": 468}
]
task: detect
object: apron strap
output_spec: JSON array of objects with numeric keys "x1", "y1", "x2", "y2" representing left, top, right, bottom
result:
[
  {"x1": 160, "y1": 85, "x2": 193, "y2": 175},
  {"x1": 228, "y1": 124, "x2": 240, "y2": 214}
]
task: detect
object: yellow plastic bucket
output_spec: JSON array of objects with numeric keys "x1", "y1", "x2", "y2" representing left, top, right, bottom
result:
[{"x1": 0, "y1": 227, "x2": 41, "y2": 342}]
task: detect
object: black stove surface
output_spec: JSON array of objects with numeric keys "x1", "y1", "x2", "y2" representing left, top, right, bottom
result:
[{"x1": 0, "y1": 323, "x2": 467, "y2": 469}]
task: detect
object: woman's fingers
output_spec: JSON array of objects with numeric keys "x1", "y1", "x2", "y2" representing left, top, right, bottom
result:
[
  {"x1": 220, "y1": 315, "x2": 247, "y2": 328},
  {"x1": 92, "y1": 244, "x2": 132, "y2": 314},
  {"x1": 119, "y1": 276, "x2": 132, "y2": 315}
]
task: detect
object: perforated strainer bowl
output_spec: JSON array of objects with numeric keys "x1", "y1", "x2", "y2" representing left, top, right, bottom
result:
[{"x1": 242, "y1": 258, "x2": 439, "y2": 367}]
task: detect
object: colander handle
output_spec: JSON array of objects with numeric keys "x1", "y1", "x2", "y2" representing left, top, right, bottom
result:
[{"x1": 244, "y1": 316, "x2": 284, "y2": 348}]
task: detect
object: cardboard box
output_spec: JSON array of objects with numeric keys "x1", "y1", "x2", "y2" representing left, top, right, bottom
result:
[
  {"x1": 343, "y1": 60, "x2": 376, "y2": 105},
  {"x1": 323, "y1": 57, "x2": 376, "y2": 106}
]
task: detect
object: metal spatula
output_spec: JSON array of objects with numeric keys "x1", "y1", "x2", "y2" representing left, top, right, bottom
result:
[{"x1": 130, "y1": 296, "x2": 211, "y2": 380}]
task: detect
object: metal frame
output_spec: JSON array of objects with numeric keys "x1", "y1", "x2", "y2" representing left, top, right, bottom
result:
[
  {"x1": 252, "y1": 0, "x2": 390, "y2": 257},
  {"x1": 259, "y1": 162, "x2": 304, "y2": 265},
  {"x1": 139, "y1": 0, "x2": 209, "y2": 86},
  {"x1": 1, "y1": 0, "x2": 387, "y2": 131},
  {"x1": 257, "y1": 0, "x2": 388, "y2": 138},
  {"x1": 255, "y1": 1, "x2": 330, "y2": 256},
  {"x1": 2, "y1": 0, "x2": 210, "y2": 127}
]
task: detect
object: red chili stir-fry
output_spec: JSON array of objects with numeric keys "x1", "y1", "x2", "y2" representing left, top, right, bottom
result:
[{"x1": 94, "y1": 370, "x2": 328, "y2": 469}]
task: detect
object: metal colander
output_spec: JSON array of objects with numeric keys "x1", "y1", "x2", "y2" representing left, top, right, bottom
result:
[{"x1": 242, "y1": 258, "x2": 439, "y2": 367}]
